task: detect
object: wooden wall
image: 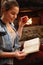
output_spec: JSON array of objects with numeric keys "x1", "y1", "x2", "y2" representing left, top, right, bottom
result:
[{"x1": 18, "y1": 9, "x2": 43, "y2": 25}]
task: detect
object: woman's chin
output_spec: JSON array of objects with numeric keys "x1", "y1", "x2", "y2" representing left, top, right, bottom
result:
[{"x1": 10, "y1": 20, "x2": 14, "y2": 22}]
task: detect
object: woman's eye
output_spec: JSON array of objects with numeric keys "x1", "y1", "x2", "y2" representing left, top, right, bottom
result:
[
  {"x1": 11, "y1": 12, "x2": 15, "y2": 15},
  {"x1": 11, "y1": 13, "x2": 15, "y2": 15}
]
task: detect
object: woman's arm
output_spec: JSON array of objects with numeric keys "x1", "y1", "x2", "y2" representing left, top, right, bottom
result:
[
  {"x1": 0, "y1": 51, "x2": 28, "y2": 60},
  {"x1": 0, "y1": 52, "x2": 16, "y2": 58},
  {"x1": 17, "y1": 16, "x2": 29, "y2": 39},
  {"x1": 17, "y1": 26, "x2": 23, "y2": 39}
]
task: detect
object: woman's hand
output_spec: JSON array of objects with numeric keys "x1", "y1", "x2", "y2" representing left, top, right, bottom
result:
[
  {"x1": 14, "y1": 50, "x2": 28, "y2": 60},
  {"x1": 19, "y1": 16, "x2": 29, "y2": 27}
]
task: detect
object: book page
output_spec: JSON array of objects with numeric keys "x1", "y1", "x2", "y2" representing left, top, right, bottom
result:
[{"x1": 22, "y1": 38, "x2": 40, "y2": 54}]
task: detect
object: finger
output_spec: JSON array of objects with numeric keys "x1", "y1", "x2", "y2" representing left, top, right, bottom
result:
[{"x1": 18, "y1": 56, "x2": 26, "y2": 60}]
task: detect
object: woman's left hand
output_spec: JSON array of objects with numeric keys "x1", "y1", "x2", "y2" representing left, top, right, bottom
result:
[{"x1": 19, "y1": 16, "x2": 29, "y2": 27}]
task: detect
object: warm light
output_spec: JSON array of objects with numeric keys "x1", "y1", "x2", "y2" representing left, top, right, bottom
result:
[{"x1": 26, "y1": 18, "x2": 32, "y2": 25}]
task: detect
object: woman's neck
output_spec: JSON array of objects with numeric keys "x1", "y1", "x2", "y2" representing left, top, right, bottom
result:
[{"x1": 1, "y1": 15, "x2": 10, "y2": 25}]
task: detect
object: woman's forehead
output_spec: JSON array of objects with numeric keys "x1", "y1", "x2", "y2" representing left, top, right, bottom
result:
[{"x1": 8, "y1": 6, "x2": 19, "y2": 13}]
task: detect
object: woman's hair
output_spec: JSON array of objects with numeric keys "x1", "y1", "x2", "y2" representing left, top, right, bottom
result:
[{"x1": 1, "y1": 0, "x2": 19, "y2": 12}]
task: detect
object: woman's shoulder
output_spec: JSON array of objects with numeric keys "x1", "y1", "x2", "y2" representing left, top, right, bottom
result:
[
  {"x1": 0, "y1": 20, "x2": 6, "y2": 35},
  {"x1": 0, "y1": 21, "x2": 5, "y2": 32}
]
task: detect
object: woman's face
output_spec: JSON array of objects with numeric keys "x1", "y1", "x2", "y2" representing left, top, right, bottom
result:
[{"x1": 4, "y1": 6, "x2": 19, "y2": 23}]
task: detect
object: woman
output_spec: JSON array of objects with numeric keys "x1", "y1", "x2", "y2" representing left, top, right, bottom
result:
[
  {"x1": 0, "y1": 0, "x2": 28, "y2": 65},
  {"x1": 0, "y1": 0, "x2": 43, "y2": 65}
]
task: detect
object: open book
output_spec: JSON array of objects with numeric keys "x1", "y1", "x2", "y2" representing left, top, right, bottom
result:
[{"x1": 22, "y1": 38, "x2": 40, "y2": 54}]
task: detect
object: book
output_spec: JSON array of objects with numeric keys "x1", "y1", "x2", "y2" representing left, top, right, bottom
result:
[{"x1": 22, "y1": 38, "x2": 40, "y2": 54}]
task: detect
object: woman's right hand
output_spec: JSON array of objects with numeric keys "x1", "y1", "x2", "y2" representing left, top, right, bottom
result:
[{"x1": 14, "y1": 50, "x2": 28, "y2": 60}]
